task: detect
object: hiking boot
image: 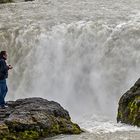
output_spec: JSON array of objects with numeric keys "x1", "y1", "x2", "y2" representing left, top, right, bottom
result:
[{"x1": 0, "y1": 105, "x2": 8, "y2": 109}]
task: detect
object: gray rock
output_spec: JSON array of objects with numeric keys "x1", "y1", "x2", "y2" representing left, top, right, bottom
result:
[{"x1": 0, "y1": 97, "x2": 82, "y2": 140}]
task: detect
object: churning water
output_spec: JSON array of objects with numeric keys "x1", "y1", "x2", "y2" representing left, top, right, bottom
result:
[{"x1": 1, "y1": 0, "x2": 140, "y2": 139}]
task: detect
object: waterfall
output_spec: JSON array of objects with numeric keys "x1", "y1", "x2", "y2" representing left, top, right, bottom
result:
[{"x1": 1, "y1": 19, "x2": 140, "y2": 120}]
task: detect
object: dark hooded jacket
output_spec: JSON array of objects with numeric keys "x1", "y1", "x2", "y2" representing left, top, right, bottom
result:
[{"x1": 0, "y1": 57, "x2": 8, "y2": 80}]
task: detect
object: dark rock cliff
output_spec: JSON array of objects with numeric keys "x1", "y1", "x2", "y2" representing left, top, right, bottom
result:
[{"x1": 117, "y1": 78, "x2": 140, "y2": 126}]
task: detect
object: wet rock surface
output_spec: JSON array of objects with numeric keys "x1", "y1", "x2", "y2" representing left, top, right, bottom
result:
[
  {"x1": 117, "y1": 78, "x2": 140, "y2": 126},
  {"x1": 0, "y1": 97, "x2": 82, "y2": 140}
]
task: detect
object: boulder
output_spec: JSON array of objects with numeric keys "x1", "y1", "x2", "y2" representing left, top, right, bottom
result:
[
  {"x1": 0, "y1": 97, "x2": 82, "y2": 140},
  {"x1": 117, "y1": 78, "x2": 140, "y2": 126}
]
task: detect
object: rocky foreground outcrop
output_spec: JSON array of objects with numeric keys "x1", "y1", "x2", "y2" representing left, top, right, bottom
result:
[
  {"x1": 0, "y1": 97, "x2": 82, "y2": 140},
  {"x1": 117, "y1": 78, "x2": 140, "y2": 126}
]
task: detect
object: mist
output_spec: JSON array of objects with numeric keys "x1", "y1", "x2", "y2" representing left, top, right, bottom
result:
[{"x1": 1, "y1": 20, "x2": 140, "y2": 121}]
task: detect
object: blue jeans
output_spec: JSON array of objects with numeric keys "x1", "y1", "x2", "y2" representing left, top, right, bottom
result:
[{"x1": 0, "y1": 80, "x2": 8, "y2": 106}]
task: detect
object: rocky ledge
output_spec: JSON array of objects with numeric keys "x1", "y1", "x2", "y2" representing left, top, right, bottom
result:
[
  {"x1": 117, "y1": 78, "x2": 140, "y2": 126},
  {"x1": 0, "y1": 97, "x2": 82, "y2": 140}
]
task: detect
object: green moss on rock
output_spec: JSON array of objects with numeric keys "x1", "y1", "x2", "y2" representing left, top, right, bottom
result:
[
  {"x1": 18, "y1": 130, "x2": 40, "y2": 140},
  {"x1": 1, "y1": 119, "x2": 81, "y2": 139},
  {"x1": 0, "y1": 131, "x2": 39, "y2": 140},
  {"x1": 117, "y1": 78, "x2": 140, "y2": 127}
]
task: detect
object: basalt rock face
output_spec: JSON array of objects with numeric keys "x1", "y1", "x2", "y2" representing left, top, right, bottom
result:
[
  {"x1": 0, "y1": 97, "x2": 82, "y2": 140},
  {"x1": 117, "y1": 78, "x2": 140, "y2": 126}
]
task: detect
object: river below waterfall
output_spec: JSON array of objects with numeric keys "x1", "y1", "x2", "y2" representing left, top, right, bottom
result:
[{"x1": 1, "y1": 0, "x2": 140, "y2": 139}]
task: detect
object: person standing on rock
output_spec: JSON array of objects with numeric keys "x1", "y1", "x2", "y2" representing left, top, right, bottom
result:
[{"x1": 0, "y1": 51, "x2": 13, "y2": 108}]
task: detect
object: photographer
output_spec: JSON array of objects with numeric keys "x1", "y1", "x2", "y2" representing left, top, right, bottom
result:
[{"x1": 0, "y1": 51, "x2": 13, "y2": 108}]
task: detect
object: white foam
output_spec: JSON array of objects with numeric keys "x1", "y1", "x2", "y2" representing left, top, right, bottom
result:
[{"x1": 79, "y1": 115, "x2": 140, "y2": 133}]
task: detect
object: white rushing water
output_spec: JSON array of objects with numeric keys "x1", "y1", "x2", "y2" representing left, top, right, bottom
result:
[{"x1": 1, "y1": 0, "x2": 140, "y2": 139}]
